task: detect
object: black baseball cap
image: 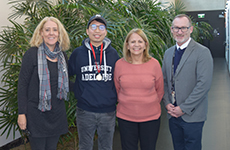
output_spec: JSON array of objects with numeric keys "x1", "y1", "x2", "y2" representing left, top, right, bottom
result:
[{"x1": 87, "y1": 14, "x2": 107, "y2": 29}]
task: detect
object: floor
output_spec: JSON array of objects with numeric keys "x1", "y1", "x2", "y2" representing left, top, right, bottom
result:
[{"x1": 93, "y1": 58, "x2": 230, "y2": 150}]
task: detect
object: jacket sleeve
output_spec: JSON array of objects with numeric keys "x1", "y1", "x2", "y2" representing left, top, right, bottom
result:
[
  {"x1": 180, "y1": 48, "x2": 213, "y2": 115},
  {"x1": 18, "y1": 48, "x2": 36, "y2": 114},
  {"x1": 162, "y1": 52, "x2": 171, "y2": 107}
]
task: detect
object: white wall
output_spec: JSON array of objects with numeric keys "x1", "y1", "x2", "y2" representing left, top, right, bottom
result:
[
  {"x1": 225, "y1": 0, "x2": 230, "y2": 71},
  {"x1": 158, "y1": 0, "x2": 175, "y2": 8},
  {"x1": 180, "y1": 0, "x2": 226, "y2": 11},
  {"x1": 158, "y1": 0, "x2": 226, "y2": 11},
  {"x1": 0, "y1": 1, "x2": 21, "y2": 147}
]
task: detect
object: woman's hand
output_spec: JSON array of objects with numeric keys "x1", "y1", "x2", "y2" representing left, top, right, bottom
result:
[{"x1": 18, "y1": 114, "x2": 27, "y2": 130}]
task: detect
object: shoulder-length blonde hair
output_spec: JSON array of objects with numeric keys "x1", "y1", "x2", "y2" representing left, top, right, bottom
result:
[
  {"x1": 123, "y1": 28, "x2": 151, "y2": 63},
  {"x1": 30, "y1": 16, "x2": 70, "y2": 51}
]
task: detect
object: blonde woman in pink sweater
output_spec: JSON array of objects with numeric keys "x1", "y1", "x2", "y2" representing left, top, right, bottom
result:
[{"x1": 114, "y1": 28, "x2": 164, "y2": 150}]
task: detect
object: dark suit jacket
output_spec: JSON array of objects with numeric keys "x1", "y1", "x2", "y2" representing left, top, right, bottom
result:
[{"x1": 162, "y1": 39, "x2": 213, "y2": 122}]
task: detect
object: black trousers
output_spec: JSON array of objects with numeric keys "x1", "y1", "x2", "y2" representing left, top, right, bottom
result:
[
  {"x1": 29, "y1": 135, "x2": 60, "y2": 150},
  {"x1": 118, "y1": 117, "x2": 160, "y2": 150}
]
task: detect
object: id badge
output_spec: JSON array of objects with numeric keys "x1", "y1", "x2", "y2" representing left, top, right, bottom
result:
[{"x1": 171, "y1": 91, "x2": 175, "y2": 104}]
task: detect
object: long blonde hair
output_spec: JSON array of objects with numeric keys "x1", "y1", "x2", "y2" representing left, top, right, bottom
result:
[
  {"x1": 123, "y1": 28, "x2": 151, "y2": 63},
  {"x1": 30, "y1": 16, "x2": 70, "y2": 51}
]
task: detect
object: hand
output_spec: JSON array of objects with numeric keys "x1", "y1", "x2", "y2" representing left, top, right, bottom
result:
[
  {"x1": 166, "y1": 103, "x2": 175, "y2": 116},
  {"x1": 18, "y1": 114, "x2": 27, "y2": 130},
  {"x1": 170, "y1": 106, "x2": 185, "y2": 118}
]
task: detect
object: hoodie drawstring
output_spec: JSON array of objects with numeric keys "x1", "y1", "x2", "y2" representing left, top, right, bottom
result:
[
  {"x1": 88, "y1": 49, "x2": 107, "y2": 82},
  {"x1": 88, "y1": 50, "x2": 92, "y2": 71}
]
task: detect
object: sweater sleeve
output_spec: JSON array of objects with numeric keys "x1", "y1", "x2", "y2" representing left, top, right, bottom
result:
[
  {"x1": 18, "y1": 47, "x2": 37, "y2": 114},
  {"x1": 154, "y1": 59, "x2": 164, "y2": 103}
]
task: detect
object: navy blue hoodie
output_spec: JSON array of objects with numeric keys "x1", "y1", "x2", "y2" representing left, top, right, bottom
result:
[{"x1": 68, "y1": 37, "x2": 120, "y2": 113}]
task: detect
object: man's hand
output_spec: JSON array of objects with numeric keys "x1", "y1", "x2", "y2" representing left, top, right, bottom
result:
[
  {"x1": 166, "y1": 104, "x2": 185, "y2": 118},
  {"x1": 171, "y1": 106, "x2": 185, "y2": 118}
]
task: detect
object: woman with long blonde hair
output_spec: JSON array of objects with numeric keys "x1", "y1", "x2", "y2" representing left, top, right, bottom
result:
[{"x1": 17, "y1": 16, "x2": 70, "y2": 150}]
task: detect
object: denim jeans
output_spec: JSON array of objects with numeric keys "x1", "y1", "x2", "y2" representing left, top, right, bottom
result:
[
  {"x1": 76, "y1": 107, "x2": 115, "y2": 150},
  {"x1": 169, "y1": 117, "x2": 204, "y2": 150}
]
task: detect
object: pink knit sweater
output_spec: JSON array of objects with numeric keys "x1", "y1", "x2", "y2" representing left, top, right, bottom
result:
[{"x1": 114, "y1": 57, "x2": 164, "y2": 122}]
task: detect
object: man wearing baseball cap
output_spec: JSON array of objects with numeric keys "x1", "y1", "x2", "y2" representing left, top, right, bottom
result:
[{"x1": 68, "y1": 14, "x2": 119, "y2": 150}]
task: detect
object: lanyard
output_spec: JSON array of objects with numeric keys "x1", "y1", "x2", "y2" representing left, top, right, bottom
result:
[
  {"x1": 90, "y1": 43, "x2": 103, "y2": 74},
  {"x1": 171, "y1": 49, "x2": 176, "y2": 92}
]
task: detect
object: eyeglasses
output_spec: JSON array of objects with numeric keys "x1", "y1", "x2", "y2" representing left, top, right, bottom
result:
[
  {"x1": 90, "y1": 24, "x2": 106, "y2": 31},
  {"x1": 172, "y1": 26, "x2": 190, "y2": 32}
]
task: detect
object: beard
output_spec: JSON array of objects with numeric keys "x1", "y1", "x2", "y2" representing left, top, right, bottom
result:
[
  {"x1": 173, "y1": 33, "x2": 190, "y2": 45},
  {"x1": 174, "y1": 34, "x2": 190, "y2": 45}
]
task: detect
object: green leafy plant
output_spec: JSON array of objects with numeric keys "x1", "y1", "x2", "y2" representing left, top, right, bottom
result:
[{"x1": 0, "y1": 1, "x2": 213, "y2": 148}]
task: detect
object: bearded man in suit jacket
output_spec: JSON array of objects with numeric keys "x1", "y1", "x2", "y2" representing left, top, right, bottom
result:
[{"x1": 162, "y1": 14, "x2": 213, "y2": 150}]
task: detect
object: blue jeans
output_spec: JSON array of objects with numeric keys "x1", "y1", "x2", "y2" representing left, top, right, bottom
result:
[
  {"x1": 169, "y1": 117, "x2": 204, "y2": 150},
  {"x1": 76, "y1": 107, "x2": 115, "y2": 150}
]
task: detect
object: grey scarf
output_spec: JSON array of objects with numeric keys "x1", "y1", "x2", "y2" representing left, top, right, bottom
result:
[{"x1": 37, "y1": 42, "x2": 69, "y2": 112}]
